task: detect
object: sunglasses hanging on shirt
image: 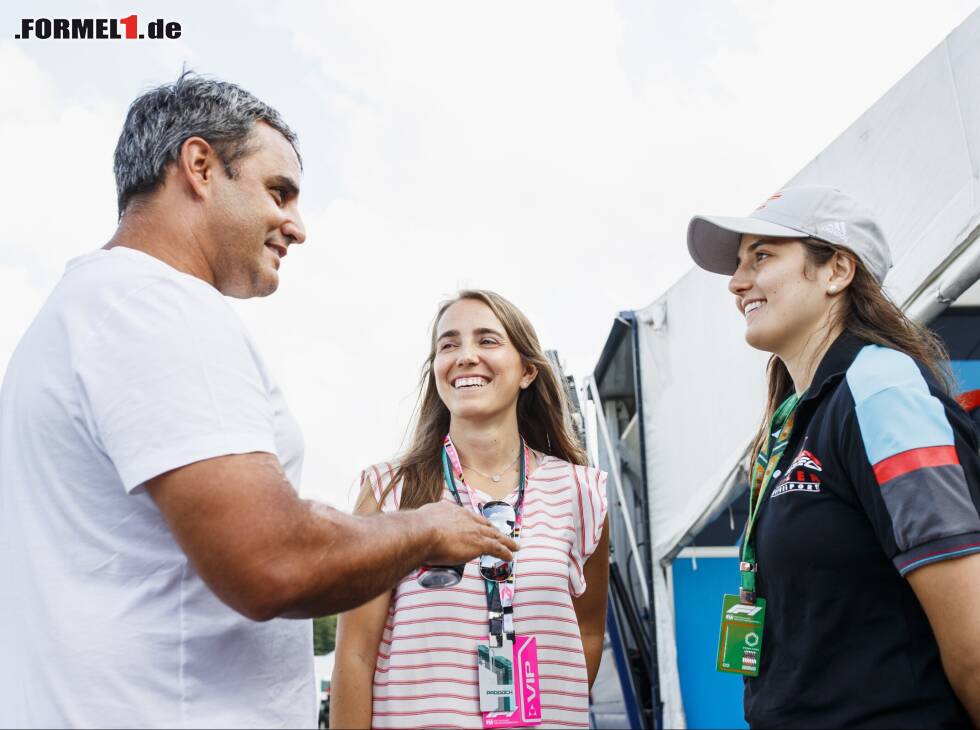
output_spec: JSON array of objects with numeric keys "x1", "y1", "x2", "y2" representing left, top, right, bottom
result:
[{"x1": 479, "y1": 500, "x2": 518, "y2": 582}]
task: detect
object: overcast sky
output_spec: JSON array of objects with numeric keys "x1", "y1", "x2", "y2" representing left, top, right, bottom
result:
[{"x1": 2, "y1": 1, "x2": 977, "y2": 507}]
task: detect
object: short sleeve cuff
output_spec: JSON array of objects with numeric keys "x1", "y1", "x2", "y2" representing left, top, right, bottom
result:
[
  {"x1": 569, "y1": 466, "x2": 609, "y2": 597},
  {"x1": 118, "y1": 431, "x2": 277, "y2": 493},
  {"x1": 360, "y1": 463, "x2": 400, "y2": 512},
  {"x1": 893, "y1": 531, "x2": 980, "y2": 576}
]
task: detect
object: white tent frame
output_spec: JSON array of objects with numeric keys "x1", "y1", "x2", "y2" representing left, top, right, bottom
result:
[{"x1": 596, "y1": 10, "x2": 980, "y2": 728}]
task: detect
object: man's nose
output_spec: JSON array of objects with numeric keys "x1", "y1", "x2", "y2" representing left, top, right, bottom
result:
[{"x1": 282, "y1": 213, "x2": 306, "y2": 246}]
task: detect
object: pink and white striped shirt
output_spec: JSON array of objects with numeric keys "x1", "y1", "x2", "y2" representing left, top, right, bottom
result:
[{"x1": 363, "y1": 453, "x2": 608, "y2": 729}]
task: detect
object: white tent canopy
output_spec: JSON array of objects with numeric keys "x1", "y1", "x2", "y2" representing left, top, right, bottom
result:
[{"x1": 630, "y1": 9, "x2": 980, "y2": 727}]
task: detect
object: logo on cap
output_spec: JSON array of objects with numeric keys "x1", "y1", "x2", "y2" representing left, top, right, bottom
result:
[
  {"x1": 818, "y1": 220, "x2": 848, "y2": 242},
  {"x1": 754, "y1": 192, "x2": 783, "y2": 212}
]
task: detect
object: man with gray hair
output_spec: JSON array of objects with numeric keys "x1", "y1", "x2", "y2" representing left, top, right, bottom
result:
[{"x1": 0, "y1": 72, "x2": 515, "y2": 727}]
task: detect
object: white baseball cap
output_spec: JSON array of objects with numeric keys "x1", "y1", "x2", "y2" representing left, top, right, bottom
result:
[{"x1": 687, "y1": 184, "x2": 893, "y2": 283}]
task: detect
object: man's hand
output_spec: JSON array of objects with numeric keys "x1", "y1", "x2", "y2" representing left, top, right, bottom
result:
[{"x1": 412, "y1": 500, "x2": 518, "y2": 566}]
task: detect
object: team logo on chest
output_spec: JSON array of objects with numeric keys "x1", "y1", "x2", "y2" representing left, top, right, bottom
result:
[{"x1": 771, "y1": 449, "x2": 823, "y2": 497}]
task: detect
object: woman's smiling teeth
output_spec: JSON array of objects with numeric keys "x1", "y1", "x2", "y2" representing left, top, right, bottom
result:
[
  {"x1": 744, "y1": 300, "x2": 765, "y2": 317},
  {"x1": 453, "y1": 376, "x2": 490, "y2": 390}
]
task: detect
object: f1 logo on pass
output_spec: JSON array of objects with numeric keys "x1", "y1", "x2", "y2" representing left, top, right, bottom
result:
[{"x1": 728, "y1": 604, "x2": 764, "y2": 617}]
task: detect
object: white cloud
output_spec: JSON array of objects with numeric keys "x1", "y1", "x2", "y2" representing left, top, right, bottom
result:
[
  {"x1": 246, "y1": 0, "x2": 976, "y2": 507},
  {"x1": 0, "y1": 266, "x2": 44, "y2": 367},
  {"x1": 1, "y1": 1, "x2": 977, "y2": 509},
  {"x1": 0, "y1": 43, "x2": 121, "y2": 276}
]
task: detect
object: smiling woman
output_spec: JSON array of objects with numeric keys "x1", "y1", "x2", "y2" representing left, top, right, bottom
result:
[
  {"x1": 688, "y1": 185, "x2": 980, "y2": 728},
  {"x1": 330, "y1": 289, "x2": 610, "y2": 730},
  {"x1": 379, "y1": 291, "x2": 589, "y2": 510}
]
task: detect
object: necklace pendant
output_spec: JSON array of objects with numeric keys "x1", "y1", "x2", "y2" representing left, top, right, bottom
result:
[{"x1": 492, "y1": 474, "x2": 502, "y2": 483}]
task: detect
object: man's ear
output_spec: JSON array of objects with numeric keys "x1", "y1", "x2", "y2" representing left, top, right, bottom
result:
[{"x1": 177, "y1": 136, "x2": 221, "y2": 201}]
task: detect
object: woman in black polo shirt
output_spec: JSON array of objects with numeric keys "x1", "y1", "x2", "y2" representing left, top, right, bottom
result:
[{"x1": 688, "y1": 185, "x2": 980, "y2": 728}]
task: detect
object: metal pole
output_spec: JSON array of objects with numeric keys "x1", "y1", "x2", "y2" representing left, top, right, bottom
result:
[
  {"x1": 585, "y1": 374, "x2": 651, "y2": 608},
  {"x1": 905, "y1": 223, "x2": 980, "y2": 323}
]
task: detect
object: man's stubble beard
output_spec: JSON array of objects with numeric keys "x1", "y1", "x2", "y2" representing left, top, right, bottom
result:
[
  {"x1": 209, "y1": 216, "x2": 279, "y2": 299},
  {"x1": 218, "y1": 244, "x2": 279, "y2": 299},
  {"x1": 207, "y1": 182, "x2": 279, "y2": 299}
]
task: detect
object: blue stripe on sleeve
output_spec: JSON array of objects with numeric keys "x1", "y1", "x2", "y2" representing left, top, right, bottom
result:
[
  {"x1": 846, "y1": 345, "x2": 954, "y2": 465},
  {"x1": 898, "y1": 545, "x2": 980, "y2": 576}
]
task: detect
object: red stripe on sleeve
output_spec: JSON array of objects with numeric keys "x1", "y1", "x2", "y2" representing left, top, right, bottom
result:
[
  {"x1": 874, "y1": 445, "x2": 960, "y2": 485},
  {"x1": 587, "y1": 468, "x2": 598, "y2": 536},
  {"x1": 572, "y1": 466, "x2": 586, "y2": 554},
  {"x1": 958, "y1": 389, "x2": 980, "y2": 413},
  {"x1": 370, "y1": 465, "x2": 384, "y2": 503}
]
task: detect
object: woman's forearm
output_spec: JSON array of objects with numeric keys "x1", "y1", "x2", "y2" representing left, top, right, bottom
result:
[
  {"x1": 582, "y1": 631, "x2": 604, "y2": 688},
  {"x1": 329, "y1": 659, "x2": 375, "y2": 730},
  {"x1": 573, "y1": 519, "x2": 610, "y2": 690},
  {"x1": 947, "y1": 669, "x2": 980, "y2": 727}
]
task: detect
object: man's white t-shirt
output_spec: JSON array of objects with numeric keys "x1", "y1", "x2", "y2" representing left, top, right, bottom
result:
[{"x1": 0, "y1": 248, "x2": 314, "y2": 728}]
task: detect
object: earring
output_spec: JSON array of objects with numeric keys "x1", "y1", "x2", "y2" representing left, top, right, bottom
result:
[{"x1": 828, "y1": 286, "x2": 838, "y2": 294}]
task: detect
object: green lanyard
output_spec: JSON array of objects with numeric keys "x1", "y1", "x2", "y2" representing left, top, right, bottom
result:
[{"x1": 739, "y1": 392, "x2": 801, "y2": 604}]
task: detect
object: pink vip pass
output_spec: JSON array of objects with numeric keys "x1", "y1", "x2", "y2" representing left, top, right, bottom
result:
[{"x1": 483, "y1": 636, "x2": 542, "y2": 728}]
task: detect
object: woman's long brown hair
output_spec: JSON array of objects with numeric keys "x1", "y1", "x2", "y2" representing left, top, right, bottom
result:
[
  {"x1": 376, "y1": 289, "x2": 587, "y2": 510},
  {"x1": 750, "y1": 239, "x2": 952, "y2": 465}
]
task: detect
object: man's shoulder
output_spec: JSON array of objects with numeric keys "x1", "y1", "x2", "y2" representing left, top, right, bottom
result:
[
  {"x1": 67, "y1": 248, "x2": 224, "y2": 305},
  {"x1": 61, "y1": 248, "x2": 239, "y2": 341}
]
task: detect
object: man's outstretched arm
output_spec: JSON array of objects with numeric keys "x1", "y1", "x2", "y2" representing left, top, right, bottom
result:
[{"x1": 147, "y1": 451, "x2": 515, "y2": 620}]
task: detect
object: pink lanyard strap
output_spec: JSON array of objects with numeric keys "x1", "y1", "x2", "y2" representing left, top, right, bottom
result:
[{"x1": 442, "y1": 435, "x2": 530, "y2": 643}]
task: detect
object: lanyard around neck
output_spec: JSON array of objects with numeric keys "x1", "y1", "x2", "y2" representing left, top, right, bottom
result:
[
  {"x1": 442, "y1": 435, "x2": 529, "y2": 643},
  {"x1": 442, "y1": 435, "x2": 529, "y2": 519},
  {"x1": 739, "y1": 392, "x2": 801, "y2": 603}
]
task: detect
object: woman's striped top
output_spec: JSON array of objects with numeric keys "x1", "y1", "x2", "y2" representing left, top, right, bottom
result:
[{"x1": 363, "y1": 452, "x2": 608, "y2": 729}]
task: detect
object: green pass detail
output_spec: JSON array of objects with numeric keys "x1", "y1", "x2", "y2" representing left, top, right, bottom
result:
[{"x1": 717, "y1": 594, "x2": 766, "y2": 676}]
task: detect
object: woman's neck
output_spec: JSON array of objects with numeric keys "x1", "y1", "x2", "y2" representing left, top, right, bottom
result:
[
  {"x1": 778, "y1": 321, "x2": 844, "y2": 396},
  {"x1": 448, "y1": 413, "x2": 522, "y2": 476}
]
